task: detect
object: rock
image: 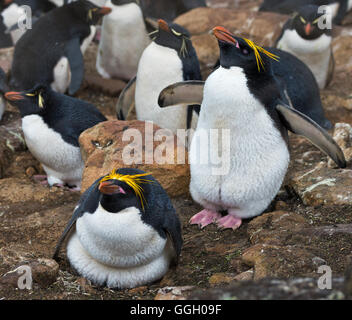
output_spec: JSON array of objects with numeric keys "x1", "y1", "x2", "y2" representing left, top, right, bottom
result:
[
  {"x1": 154, "y1": 286, "x2": 195, "y2": 300},
  {"x1": 233, "y1": 269, "x2": 254, "y2": 281},
  {"x1": 76, "y1": 277, "x2": 95, "y2": 294},
  {"x1": 0, "y1": 47, "x2": 14, "y2": 73},
  {"x1": 208, "y1": 272, "x2": 237, "y2": 286},
  {"x1": 247, "y1": 211, "x2": 309, "y2": 246},
  {"x1": 242, "y1": 244, "x2": 316, "y2": 280},
  {"x1": 0, "y1": 258, "x2": 59, "y2": 289},
  {"x1": 84, "y1": 74, "x2": 127, "y2": 97},
  {"x1": 128, "y1": 286, "x2": 147, "y2": 295},
  {"x1": 288, "y1": 164, "x2": 352, "y2": 207},
  {"x1": 189, "y1": 277, "x2": 346, "y2": 300},
  {"x1": 175, "y1": 8, "x2": 288, "y2": 78},
  {"x1": 79, "y1": 120, "x2": 190, "y2": 197},
  {"x1": 327, "y1": 123, "x2": 352, "y2": 168}
]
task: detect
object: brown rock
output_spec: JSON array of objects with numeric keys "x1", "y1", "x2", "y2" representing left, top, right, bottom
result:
[
  {"x1": 242, "y1": 244, "x2": 316, "y2": 280},
  {"x1": 154, "y1": 286, "x2": 194, "y2": 300},
  {"x1": 0, "y1": 47, "x2": 14, "y2": 73},
  {"x1": 247, "y1": 211, "x2": 309, "y2": 246},
  {"x1": 0, "y1": 258, "x2": 59, "y2": 289},
  {"x1": 233, "y1": 269, "x2": 254, "y2": 281},
  {"x1": 128, "y1": 286, "x2": 147, "y2": 295},
  {"x1": 84, "y1": 74, "x2": 127, "y2": 97},
  {"x1": 289, "y1": 166, "x2": 352, "y2": 207},
  {"x1": 79, "y1": 120, "x2": 190, "y2": 197},
  {"x1": 327, "y1": 123, "x2": 352, "y2": 168},
  {"x1": 208, "y1": 272, "x2": 237, "y2": 286}
]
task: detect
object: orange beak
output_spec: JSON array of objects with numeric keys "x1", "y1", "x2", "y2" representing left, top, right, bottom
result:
[
  {"x1": 99, "y1": 7, "x2": 112, "y2": 15},
  {"x1": 305, "y1": 23, "x2": 313, "y2": 35},
  {"x1": 158, "y1": 19, "x2": 170, "y2": 32},
  {"x1": 4, "y1": 91, "x2": 23, "y2": 101},
  {"x1": 99, "y1": 181, "x2": 126, "y2": 195},
  {"x1": 212, "y1": 26, "x2": 238, "y2": 46}
]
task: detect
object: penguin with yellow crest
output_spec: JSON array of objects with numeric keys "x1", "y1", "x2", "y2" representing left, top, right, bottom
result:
[{"x1": 53, "y1": 168, "x2": 183, "y2": 289}]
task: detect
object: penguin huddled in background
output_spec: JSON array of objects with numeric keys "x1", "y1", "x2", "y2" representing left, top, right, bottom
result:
[
  {"x1": 158, "y1": 26, "x2": 346, "y2": 230},
  {"x1": 0, "y1": 67, "x2": 8, "y2": 121},
  {"x1": 96, "y1": 0, "x2": 151, "y2": 81},
  {"x1": 0, "y1": 0, "x2": 57, "y2": 47},
  {"x1": 116, "y1": 19, "x2": 201, "y2": 133},
  {"x1": 9, "y1": 0, "x2": 111, "y2": 95},
  {"x1": 4, "y1": 84, "x2": 107, "y2": 189},
  {"x1": 53, "y1": 168, "x2": 183, "y2": 289},
  {"x1": 276, "y1": 5, "x2": 334, "y2": 89},
  {"x1": 259, "y1": 0, "x2": 352, "y2": 25}
]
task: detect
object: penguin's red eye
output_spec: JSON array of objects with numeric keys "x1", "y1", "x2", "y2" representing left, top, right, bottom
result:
[{"x1": 242, "y1": 48, "x2": 249, "y2": 55}]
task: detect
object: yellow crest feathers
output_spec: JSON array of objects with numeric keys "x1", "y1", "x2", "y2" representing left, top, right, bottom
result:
[
  {"x1": 100, "y1": 170, "x2": 154, "y2": 210},
  {"x1": 243, "y1": 38, "x2": 280, "y2": 72}
]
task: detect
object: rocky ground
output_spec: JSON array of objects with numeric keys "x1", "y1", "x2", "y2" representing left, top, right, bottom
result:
[{"x1": 1, "y1": 0, "x2": 352, "y2": 300}]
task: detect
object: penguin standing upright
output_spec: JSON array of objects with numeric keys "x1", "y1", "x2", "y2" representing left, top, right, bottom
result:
[
  {"x1": 116, "y1": 19, "x2": 201, "y2": 133},
  {"x1": 9, "y1": 0, "x2": 111, "y2": 95},
  {"x1": 276, "y1": 5, "x2": 334, "y2": 89},
  {"x1": 53, "y1": 168, "x2": 183, "y2": 289},
  {"x1": 4, "y1": 84, "x2": 107, "y2": 189},
  {"x1": 96, "y1": 0, "x2": 151, "y2": 81},
  {"x1": 158, "y1": 27, "x2": 345, "y2": 230}
]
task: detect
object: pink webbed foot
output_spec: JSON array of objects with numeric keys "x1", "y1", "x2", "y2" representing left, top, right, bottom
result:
[
  {"x1": 189, "y1": 209, "x2": 222, "y2": 229},
  {"x1": 217, "y1": 215, "x2": 242, "y2": 230},
  {"x1": 32, "y1": 175, "x2": 48, "y2": 185}
]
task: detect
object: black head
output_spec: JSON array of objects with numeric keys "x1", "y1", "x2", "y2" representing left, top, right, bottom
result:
[
  {"x1": 4, "y1": 84, "x2": 50, "y2": 117},
  {"x1": 152, "y1": 19, "x2": 191, "y2": 58},
  {"x1": 70, "y1": 0, "x2": 112, "y2": 25},
  {"x1": 292, "y1": 5, "x2": 330, "y2": 40},
  {"x1": 213, "y1": 26, "x2": 279, "y2": 76},
  {"x1": 98, "y1": 170, "x2": 153, "y2": 213}
]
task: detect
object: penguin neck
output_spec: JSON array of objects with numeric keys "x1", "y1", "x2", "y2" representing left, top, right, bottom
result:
[
  {"x1": 100, "y1": 194, "x2": 143, "y2": 213},
  {"x1": 203, "y1": 66, "x2": 278, "y2": 116}
]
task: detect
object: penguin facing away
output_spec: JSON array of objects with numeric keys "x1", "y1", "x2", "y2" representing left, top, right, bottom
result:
[
  {"x1": 9, "y1": 0, "x2": 112, "y2": 95},
  {"x1": 53, "y1": 168, "x2": 183, "y2": 289},
  {"x1": 96, "y1": 0, "x2": 151, "y2": 81},
  {"x1": 4, "y1": 84, "x2": 107, "y2": 189},
  {"x1": 276, "y1": 4, "x2": 334, "y2": 90},
  {"x1": 259, "y1": 0, "x2": 352, "y2": 25},
  {"x1": 158, "y1": 26, "x2": 346, "y2": 230},
  {"x1": 116, "y1": 19, "x2": 201, "y2": 133}
]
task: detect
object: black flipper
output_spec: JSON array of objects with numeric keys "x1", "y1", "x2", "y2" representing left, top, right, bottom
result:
[
  {"x1": 163, "y1": 208, "x2": 183, "y2": 265},
  {"x1": 116, "y1": 76, "x2": 136, "y2": 120},
  {"x1": 52, "y1": 178, "x2": 102, "y2": 260},
  {"x1": 65, "y1": 37, "x2": 84, "y2": 96},
  {"x1": 158, "y1": 80, "x2": 204, "y2": 108},
  {"x1": 276, "y1": 103, "x2": 346, "y2": 168}
]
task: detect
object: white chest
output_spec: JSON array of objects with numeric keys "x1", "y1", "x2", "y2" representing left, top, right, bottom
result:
[
  {"x1": 135, "y1": 42, "x2": 188, "y2": 133},
  {"x1": 96, "y1": 1, "x2": 151, "y2": 80},
  {"x1": 51, "y1": 26, "x2": 95, "y2": 93},
  {"x1": 75, "y1": 205, "x2": 167, "y2": 268},
  {"x1": 22, "y1": 115, "x2": 82, "y2": 172},
  {"x1": 277, "y1": 30, "x2": 332, "y2": 88}
]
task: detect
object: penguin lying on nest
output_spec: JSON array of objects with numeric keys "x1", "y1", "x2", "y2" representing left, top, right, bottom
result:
[
  {"x1": 158, "y1": 26, "x2": 346, "y2": 231},
  {"x1": 259, "y1": 0, "x2": 352, "y2": 25},
  {"x1": 9, "y1": 0, "x2": 111, "y2": 95},
  {"x1": 276, "y1": 4, "x2": 335, "y2": 90},
  {"x1": 4, "y1": 84, "x2": 106, "y2": 189},
  {"x1": 53, "y1": 168, "x2": 183, "y2": 289},
  {"x1": 116, "y1": 19, "x2": 201, "y2": 133}
]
